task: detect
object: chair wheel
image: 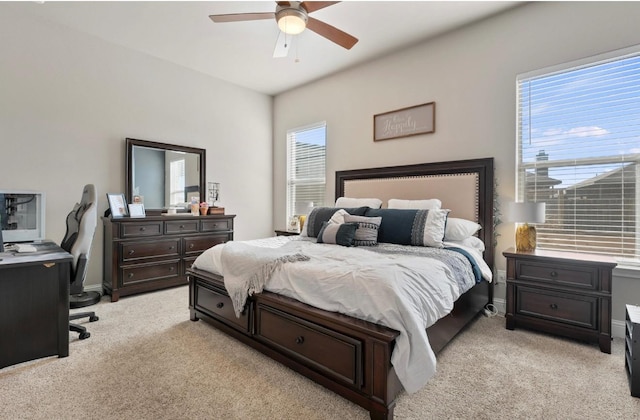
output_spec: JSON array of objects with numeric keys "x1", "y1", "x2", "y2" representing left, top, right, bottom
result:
[
  {"x1": 89, "y1": 316, "x2": 99, "y2": 322},
  {"x1": 79, "y1": 332, "x2": 91, "y2": 340}
]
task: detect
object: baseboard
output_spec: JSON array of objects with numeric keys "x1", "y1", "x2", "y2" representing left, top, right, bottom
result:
[
  {"x1": 82, "y1": 284, "x2": 103, "y2": 295},
  {"x1": 492, "y1": 297, "x2": 625, "y2": 339}
]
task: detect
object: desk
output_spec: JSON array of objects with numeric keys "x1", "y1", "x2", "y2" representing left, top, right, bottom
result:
[{"x1": 0, "y1": 242, "x2": 72, "y2": 369}]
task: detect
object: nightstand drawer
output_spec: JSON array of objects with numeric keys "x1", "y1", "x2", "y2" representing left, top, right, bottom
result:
[
  {"x1": 517, "y1": 261, "x2": 598, "y2": 290},
  {"x1": 517, "y1": 286, "x2": 597, "y2": 329}
]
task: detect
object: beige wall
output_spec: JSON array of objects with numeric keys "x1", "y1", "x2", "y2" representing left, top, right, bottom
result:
[
  {"x1": 0, "y1": 8, "x2": 274, "y2": 292},
  {"x1": 273, "y1": 2, "x2": 640, "y2": 325}
]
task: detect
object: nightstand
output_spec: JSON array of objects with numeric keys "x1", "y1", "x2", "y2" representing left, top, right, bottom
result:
[
  {"x1": 275, "y1": 230, "x2": 299, "y2": 237},
  {"x1": 503, "y1": 247, "x2": 616, "y2": 353},
  {"x1": 626, "y1": 304, "x2": 640, "y2": 397}
]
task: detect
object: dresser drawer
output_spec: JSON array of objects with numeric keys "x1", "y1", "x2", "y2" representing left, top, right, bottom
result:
[
  {"x1": 517, "y1": 260, "x2": 599, "y2": 290},
  {"x1": 194, "y1": 284, "x2": 249, "y2": 331},
  {"x1": 121, "y1": 239, "x2": 180, "y2": 262},
  {"x1": 165, "y1": 220, "x2": 199, "y2": 235},
  {"x1": 256, "y1": 305, "x2": 362, "y2": 387},
  {"x1": 121, "y1": 221, "x2": 163, "y2": 238},
  {"x1": 516, "y1": 286, "x2": 597, "y2": 330},
  {"x1": 201, "y1": 219, "x2": 232, "y2": 232},
  {"x1": 184, "y1": 235, "x2": 228, "y2": 255},
  {"x1": 122, "y1": 261, "x2": 180, "y2": 286}
]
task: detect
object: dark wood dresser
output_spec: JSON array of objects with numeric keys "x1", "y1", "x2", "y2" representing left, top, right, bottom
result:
[
  {"x1": 504, "y1": 247, "x2": 616, "y2": 353},
  {"x1": 626, "y1": 304, "x2": 640, "y2": 397},
  {"x1": 102, "y1": 214, "x2": 234, "y2": 301}
]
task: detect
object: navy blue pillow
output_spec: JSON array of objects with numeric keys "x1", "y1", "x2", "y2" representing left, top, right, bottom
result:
[
  {"x1": 305, "y1": 207, "x2": 368, "y2": 237},
  {"x1": 364, "y1": 208, "x2": 449, "y2": 247},
  {"x1": 365, "y1": 208, "x2": 418, "y2": 245}
]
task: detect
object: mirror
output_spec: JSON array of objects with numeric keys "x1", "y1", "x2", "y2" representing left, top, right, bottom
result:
[{"x1": 126, "y1": 138, "x2": 206, "y2": 213}]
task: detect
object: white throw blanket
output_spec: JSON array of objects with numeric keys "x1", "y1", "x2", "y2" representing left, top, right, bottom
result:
[{"x1": 220, "y1": 241, "x2": 310, "y2": 317}]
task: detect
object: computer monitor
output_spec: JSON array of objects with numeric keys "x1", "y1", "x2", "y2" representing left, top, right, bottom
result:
[{"x1": 0, "y1": 191, "x2": 46, "y2": 244}]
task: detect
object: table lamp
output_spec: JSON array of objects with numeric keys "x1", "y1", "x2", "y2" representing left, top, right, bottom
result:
[
  {"x1": 506, "y1": 201, "x2": 546, "y2": 252},
  {"x1": 294, "y1": 201, "x2": 314, "y2": 232}
]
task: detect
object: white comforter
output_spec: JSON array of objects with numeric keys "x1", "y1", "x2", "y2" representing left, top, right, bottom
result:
[{"x1": 193, "y1": 236, "x2": 492, "y2": 394}]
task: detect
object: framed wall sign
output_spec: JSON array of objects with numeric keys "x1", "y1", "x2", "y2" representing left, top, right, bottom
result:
[
  {"x1": 107, "y1": 193, "x2": 128, "y2": 218},
  {"x1": 373, "y1": 102, "x2": 435, "y2": 141}
]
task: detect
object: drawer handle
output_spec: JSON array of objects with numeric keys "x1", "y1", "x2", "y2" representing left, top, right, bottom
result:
[
  {"x1": 128, "y1": 273, "x2": 134, "y2": 278},
  {"x1": 139, "y1": 227, "x2": 146, "y2": 231},
  {"x1": 212, "y1": 224, "x2": 218, "y2": 228},
  {"x1": 295, "y1": 336, "x2": 305, "y2": 345},
  {"x1": 128, "y1": 250, "x2": 135, "y2": 255},
  {"x1": 179, "y1": 225, "x2": 184, "y2": 229},
  {"x1": 550, "y1": 303, "x2": 558, "y2": 310},
  {"x1": 169, "y1": 246, "x2": 175, "y2": 250},
  {"x1": 550, "y1": 271, "x2": 558, "y2": 277},
  {"x1": 169, "y1": 266, "x2": 175, "y2": 272},
  {"x1": 189, "y1": 244, "x2": 195, "y2": 249},
  {"x1": 216, "y1": 302, "x2": 224, "y2": 309}
]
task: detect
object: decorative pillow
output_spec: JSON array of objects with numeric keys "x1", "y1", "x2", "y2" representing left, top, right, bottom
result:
[
  {"x1": 335, "y1": 197, "x2": 382, "y2": 209},
  {"x1": 343, "y1": 214, "x2": 382, "y2": 246},
  {"x1": 304, "y1": 206, "x2": 368, "y2": 237},
  {"x1": 364, "y1": 208, "x2": 450, "y2": 248},
  {"x1": 444, "y1": 217, "x2": 482, "y2": 241},
  {"x1": 316, "y1": 221, "x2": 358, "y2": 247},
  {"x1": 460, "y1": 236, "x2": 485, "y2": 252},
  {"x1": 329, "y1": 209, "x2": 349, "y2": 225},
  {"x1": 387, "y1": 198, "x2": 442, "y2": 210}
]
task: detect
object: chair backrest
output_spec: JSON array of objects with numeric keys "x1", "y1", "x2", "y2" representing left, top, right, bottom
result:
[{"x1": 61, "y1": 184, "x2": 97, "y2": 275}]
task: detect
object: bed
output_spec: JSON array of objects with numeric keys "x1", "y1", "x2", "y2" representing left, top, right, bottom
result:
[{"x1": 186, "y1": 157, "x2": 494, "y2": 420}]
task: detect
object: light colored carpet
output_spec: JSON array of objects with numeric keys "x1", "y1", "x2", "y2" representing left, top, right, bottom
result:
[{"x1": 1, "y1": 285, "x2": 639, "y2": 419}]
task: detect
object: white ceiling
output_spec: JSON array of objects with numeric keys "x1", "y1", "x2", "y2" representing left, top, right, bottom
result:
[{"x1": 10, "y1": 1, "x2": 521, "y2": 95}]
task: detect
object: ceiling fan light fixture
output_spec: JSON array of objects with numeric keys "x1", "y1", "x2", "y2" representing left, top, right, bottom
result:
[{"x1": 276, "y1": 8, "x2": 307, "y2": 35}]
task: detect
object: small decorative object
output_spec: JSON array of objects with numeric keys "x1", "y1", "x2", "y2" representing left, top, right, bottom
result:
[
  {"x1": 106, "y1": 193, "x2": 128, "y2": 218},
  {"x1": 190, "y1": 197, "x2": 199, "y2": 216},
  {"x1": 207, "y1": 182, "x2": 220, "y2": 207},
  {"x1": 506, "y1": 201, "x2": 546, "y2": 252},
  {"x1": 199, "y1": 202, "x2": 209, "y2": 215},
  {"x1": 209, "y1": 207, "x2": 225, "y2": 215},
  {"x1": 374, "y1": 102, "x2": 435, "y2": 141},
  {"x1": 128, "y1": 203, "x2": 146, "y2": 218},
  {"x1": 287, "y1": 215, "x2": 300, "y2": 233}
]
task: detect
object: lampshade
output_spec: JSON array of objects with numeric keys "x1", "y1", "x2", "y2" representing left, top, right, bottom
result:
[
  {"x1": 294, "y1": 201, "x2": 314, "y2": 215},
  {"x1": 277, "y1": 9, "x2": 307, "y2": 34},
  {"x1": 506, "y1": 202, "x2": 546, "y2": 224}
]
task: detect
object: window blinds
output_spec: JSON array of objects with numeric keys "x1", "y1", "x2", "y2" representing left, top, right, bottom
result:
[
  {"x1": 286, "y1": 122, "x2": 327, "y2": 222},
  {"x1": 516, "y1": 50, "x2": 640, "y2": 260}
]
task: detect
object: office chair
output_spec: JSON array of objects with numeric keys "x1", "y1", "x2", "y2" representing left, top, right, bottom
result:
[{"x1": 61, "y1": 184, "x2": 100, "y2": 340}]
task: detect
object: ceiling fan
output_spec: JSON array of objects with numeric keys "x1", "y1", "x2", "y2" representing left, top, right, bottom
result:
[{"x1": 209, "y1": 1, "x2": 358, "y2": 58}]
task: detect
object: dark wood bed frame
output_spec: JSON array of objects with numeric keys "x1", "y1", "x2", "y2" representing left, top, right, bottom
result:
[{"x1": 187, "y1": 157, "x2": 494, "y2": 419}]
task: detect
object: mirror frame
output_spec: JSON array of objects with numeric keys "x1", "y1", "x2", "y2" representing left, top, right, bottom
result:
[{"x1": 125, "y1": 138, "x2": 206, "y2": 214}]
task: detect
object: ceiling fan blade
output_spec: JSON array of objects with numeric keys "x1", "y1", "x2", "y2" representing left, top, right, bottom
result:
[
  {"x1": 273, "y1": 31, "x2": 291, "y2": 58},
  {"x1": 276, "y1": 1, "x2": 291, "y2": 6},
  {"x1": 306, "y1": 16, "x2": 358, "y2": 50},
  {"x1": 209, "y1": 12, "x2": 275, "y2": 23},
  {"x1": 300, "y1": 1, "x2": 340, "y2": 13}
]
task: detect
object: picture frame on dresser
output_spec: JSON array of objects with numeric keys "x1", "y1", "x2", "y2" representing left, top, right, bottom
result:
[
  {"x1": 128, "y1": 203, "x2": 145, "y2": 218},
  {"x1": 106, "y1": 193, "x2": 128, "y2": 218}
]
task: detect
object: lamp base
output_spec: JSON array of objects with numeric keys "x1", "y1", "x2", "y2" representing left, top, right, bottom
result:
[
  {"x1": 515, "y1": 223, "x2": 537, "y2": 253},
  {"x1": 299, "y1": 215, "x2": 307, "y2": 232}
]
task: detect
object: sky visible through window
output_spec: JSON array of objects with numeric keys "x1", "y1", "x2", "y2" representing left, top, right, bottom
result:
[{"x1": 519, "y1": 53, "x2": 640, "y2": 188}]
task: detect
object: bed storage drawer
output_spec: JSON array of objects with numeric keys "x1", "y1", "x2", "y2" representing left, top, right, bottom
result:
[
  {"x1": 255, "y1": 304, "x2": 363, "y2": 387},
  {"x1": 195, "y1": 283, "x2": 249, "y2": 332}
]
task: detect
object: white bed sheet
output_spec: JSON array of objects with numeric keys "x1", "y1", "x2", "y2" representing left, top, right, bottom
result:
[{"x1": 193, "y1": 236, "x2": 492, "y2": 394}]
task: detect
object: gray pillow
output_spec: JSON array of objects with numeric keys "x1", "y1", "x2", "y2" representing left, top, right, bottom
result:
[{"x1": 343, "y1": 214, "x2": 382, "y2": 246}]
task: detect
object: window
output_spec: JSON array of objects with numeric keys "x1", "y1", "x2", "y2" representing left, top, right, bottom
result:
[
  {"x1": 169, "y1": 158, "x2": 186, "y2": 205},
  {"x1": 287, "y1": 122, "x2": 326, "y2": 222},
  {"x1": 516, "y1": 48, "x2": 640, "y2": 261}
]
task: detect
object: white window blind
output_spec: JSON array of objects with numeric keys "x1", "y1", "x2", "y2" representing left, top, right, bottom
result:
[
  {"x1": 287, "y1": 122, "x2": 326, "y2": 222},
  {"x1": 516, "y1": 49, "x2": 640, "y2": 261}
]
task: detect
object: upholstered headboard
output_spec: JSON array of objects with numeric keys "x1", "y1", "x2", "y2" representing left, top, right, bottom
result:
[{"x1": 335, "y1": 158, "x2": 494, "y2": 268}]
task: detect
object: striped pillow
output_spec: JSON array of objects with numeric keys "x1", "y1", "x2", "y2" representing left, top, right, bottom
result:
[{"x1": 343, "y1": 215, "x2": 382, "y2": 246}]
